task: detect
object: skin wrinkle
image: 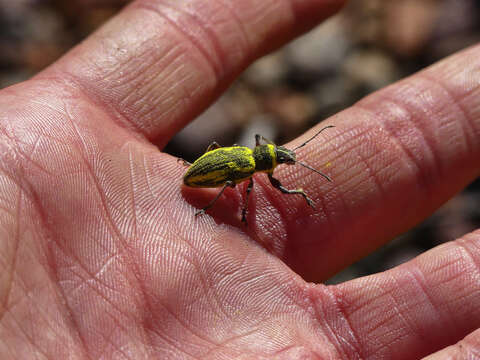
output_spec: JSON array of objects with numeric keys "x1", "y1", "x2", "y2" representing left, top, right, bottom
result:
[
  {"x1": 354, "y1": 101, "x2": 433, "y2": 195},
  {"x1": 61, "y1": 106, "x2": 129, "y2": 251},
  {"x1": 338, "y1": 143, "x2": 385, "y2": 194},
  {"x1": 385, "y1": 83, "x2": 450, "y2": 175},
  {"x1": 317, "y1": 124, "x2": 375, "y2": 178},
  {"x1": 402, "y1": 265, "x2": 450, "y2": 346},
  {"x1": 146, "y1": 295, "x2": 219, "y2": 356},
  {"x1": 144, "y1": 316, "x2": 198, "y2": 360},
  {"x1": 2, "y1": 110, "x2": 58, "y2": 175},
  {"x1": 0, "y1": 189, "x2": 21, "y2": 323},
  {"x1": 52, "y1": 243, "x2": 134, "y2": 357},
  {"x1": 47, "y1": 72, "x2": 148, "y2": 143},
  {"x1": 371, "y1": 333, "x2": 406, "y2": 360},
  {"x1": 215, "y1": 258, "x2": 281, "y2": 319},
  {"x1": 0, "y1": 133, "x2": 33, "y2": 192},
  {"x1": 137, "y1": 1, "x2": 229, "y2": 79},
  {"x1": 231, "y1": 0, "x2": 293, "y2": 57},
  {"x1": 0, "y1": 133, "x2": 73, "y2": 354},
  {"x1": 114, "y1": 28, "x2": 214, "y2": 130},
  {"x1": 126, "y1": 149, "x2": 139, "y2": 257},
  {"x1": 69, "y1": 259, "x2": 128, "y2": 321},
  {"x1": 451, "y1": 241, "x2": 480, "y2": 296},
  {"x1": 418, "y1": 72, "x2": 475, "y2": 157},
  {"x1": 245, "y1": 271, "x2": 294, "y2": 309},
  {"x1": 44, "y1": 273, "x2": 92, "y2": 359},
  {"x1": 29, "y1": 293, "x2": 75, "y2": 356},
  {"x1": 307, "y1": 291, "x2": 348, "y2": 359},
  {"x1": 405, "y1": 267, "x2": 468, "y2": 358},
  {"x1": 132, "y1": 64, "x2": 195, "y2": 133},
  {"x1": 140, "y1": 236, "x2": 237, "y2": 350},
  {"x1": 136, "y1": 300, "x2": 157, "y2": 360},
  {"x1": 15, "y1": 186, "x2": 90, "y2": 359},
  {"x1": 192, "y1": 256, "x2": 233, "y2": 325},
  {"x1": 31, "y1": 108, "x2": 147, "y2": 359},
  {"x1": 437, "y1": 247, "x2": 480, "y2": 314},
  {"x1": 142, "y1": 156, "x2": 161, "y2": 202},
  {"x1": 200, "y1": 327, "x2": 263, "y2": 358},
  {"x1": 88, "y1": 254, "x2": 124, "y2": 296},
  {"x1": 363, "y1": 309, "x2": 401, "y2": 351},
  {"x1": 271, "y1": 345, "x2": 324, "y2": 360},
  {"x1": 51, "y1": 154, "x2": 145, "y2": 346},
  {"x1": 0, "y1": 202, "x2": 16, "y2": 220},
  {"x1": 382, "y1": 273, "x2": 425, "y2": 346},
  {"x1": 313, "y1": 285, "x2": 362, "y2": 360},
  {"x1": 125, "y1": 244, "x2": 177, "y2": 359},
  {"x1": 95, "y1": 324, "x2": 129, "y2": 360},
  {"x1": 211, "y1": 0, "x2": 251, "y2": 61},
  {"x1": 9, "y1": 127, "x2": 72, "y2": 154},
  {"x1": 104, "y1": 306, "x2": 153, "y2": 359},
  {"x1": 351, "y1": 134, "x2": 388, "y2": 203},
  {"x1": 412, "y1": 79, "x2": 472, "y2": 160},
  {"x1": 22, "y1": 137, "x2": 56, "y2": 177},
  {"x1": 9, "y1": 307, "x2": 50, "y2": 360},
  {"x1": 115, "y1": 40, "x2": 184, "y2": 98},
  {"x1": 338, "y1": 280, "x2": 398, "y2": 326}
]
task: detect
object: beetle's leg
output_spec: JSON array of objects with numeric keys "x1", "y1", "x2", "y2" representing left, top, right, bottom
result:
[
  {"x1": 267, "y1": 174, "x2": 315, "y2": 209},
  {"x1": 241, "y1": 178, "x2": 254, "y2": 225},
  {"x1": 255, "y1": 134, "x2": 274, "y2": 146},
  {"x1": 205, "y1": 141, "x2": 221, "y2": 153},
  {"x1": 195, "y1": 181, "x2": 235, "y2": 217},
  {"x1": 177, "y1": 158, "x2": 191, "y2": 166}
]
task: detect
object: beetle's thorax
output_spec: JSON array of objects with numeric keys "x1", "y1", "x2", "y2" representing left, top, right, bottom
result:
[{"x1": 253, "y1": 144, "x2": 277, "y2": 172}]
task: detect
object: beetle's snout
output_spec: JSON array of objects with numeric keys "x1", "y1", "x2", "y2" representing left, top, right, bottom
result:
[{"x1": 285, "y1": 151, "x2": 296, "y2": 165}]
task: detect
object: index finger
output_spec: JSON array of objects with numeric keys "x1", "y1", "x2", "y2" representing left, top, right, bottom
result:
[{"x1": 39, "y1": 0, "x2": 346, "y2": 147}]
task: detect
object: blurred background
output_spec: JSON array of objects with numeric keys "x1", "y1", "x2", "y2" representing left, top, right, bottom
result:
[{"x1": 1, "y1": 0, "x2": 479, "y2": 283}]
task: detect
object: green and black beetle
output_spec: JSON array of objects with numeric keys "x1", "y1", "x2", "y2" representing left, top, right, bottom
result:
[{"x1": 182, "y1": 125, "x2": 334, "y2": 224}]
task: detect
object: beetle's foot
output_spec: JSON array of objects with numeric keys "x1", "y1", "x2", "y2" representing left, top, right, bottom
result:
[
  {"x1": 304, "y1": 195, "x2": 315, "y2": 209},
  {"x1": 241, "y1": 212, "x2": 248, "y2": 226},
  {"x1": 178, "y1": 158, "x2": 191, "y2": 166},
  {"x1": 195, "y1": 209, "x2": 206, "y2": 217}
]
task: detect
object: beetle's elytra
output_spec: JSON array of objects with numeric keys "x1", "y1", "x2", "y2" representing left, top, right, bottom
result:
[{"x1": 182, "y1": 125, "x2": 334, "y2": 224}]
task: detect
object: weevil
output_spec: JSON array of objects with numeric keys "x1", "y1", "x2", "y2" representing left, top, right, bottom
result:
[{"x1": 182, "y1": 125, "x2": 334, "y2": 224}]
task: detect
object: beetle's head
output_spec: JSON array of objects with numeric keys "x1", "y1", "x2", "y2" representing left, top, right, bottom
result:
[
  {"x1": 274, "y1": 145, "x2": 333, "y2": 183},
  {"x1": 275, "y1": 146, "x2": 296, "y2": 165},
  {"x1": 269, "y1": 126, "x2": 335, "y2": 182}
]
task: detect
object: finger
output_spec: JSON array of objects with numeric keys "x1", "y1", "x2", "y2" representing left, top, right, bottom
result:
[
  {"x1": 37, "y1": 0, "x2": 346, "y2": 146},
  {"x1": 309, "y1": 229, "x2": 480, "y2": 359},
  {"x1": 244, "y1": 44, "x2": 480, "y2": 281}
]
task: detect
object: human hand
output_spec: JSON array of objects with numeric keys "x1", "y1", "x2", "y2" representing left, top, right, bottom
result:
[{"x1": 0, "y1": 0, "x2": 479, "y2": 358}]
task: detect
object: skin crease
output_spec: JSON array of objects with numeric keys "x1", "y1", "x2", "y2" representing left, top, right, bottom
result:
[{"x1": 0, "y1": 0, "x2": 479, "y2": 358}]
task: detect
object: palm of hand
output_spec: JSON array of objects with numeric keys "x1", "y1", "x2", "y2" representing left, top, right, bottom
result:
[{"x1": 0, "y1": 1, "x2": 479, "y2": 359}]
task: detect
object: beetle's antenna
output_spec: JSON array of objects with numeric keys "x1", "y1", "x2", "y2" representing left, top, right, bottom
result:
[
  {"x1": 293, "y1": 125, "x2": 335, "y2": 151},
  {"x1": 295, "y1": 160, "x2": 332, "y2": 182}
]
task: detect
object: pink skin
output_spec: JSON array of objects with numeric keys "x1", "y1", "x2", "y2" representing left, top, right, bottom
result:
[{"x1": 0, "y1": 0, "x2": 479, "y2": 358}]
